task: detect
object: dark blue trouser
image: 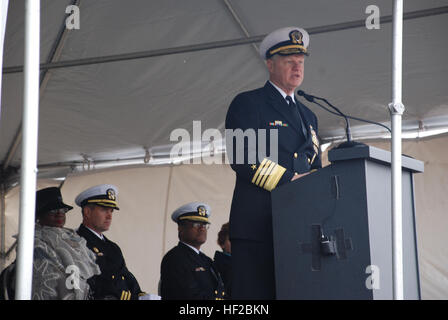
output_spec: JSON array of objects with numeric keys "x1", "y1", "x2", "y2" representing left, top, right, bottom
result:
[{"x1": 231, "y1": 239, "x2": 276, "y2": 300}]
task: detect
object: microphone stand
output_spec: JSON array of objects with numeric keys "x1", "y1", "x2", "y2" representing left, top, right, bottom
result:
[
  {"x1": 297, "y1": 90, "x2": 391, "y2": 149},
  {"x1": 313, "y1": 97, "x2": 366, "y2": 149}
]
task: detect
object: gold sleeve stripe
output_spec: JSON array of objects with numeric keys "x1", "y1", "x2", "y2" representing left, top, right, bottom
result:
[
  {"x1": 254, "y1": 160, "x2": 273, "y2": 186},
  {"x1": 251, "y1": 158, "x2": 268, "y2": 184},
  {"x1": 120, "y1": 290, "x2": 132, "y2": 300},
  {"x1": 263, "y1": 165, "x2": 287, "y2": 191},
  {"x1": 258, "y1": 161, "x2": 277, "y2": 188},
  {"x1": 254, "y1": 159, "x2": 271, "y2": 185}
]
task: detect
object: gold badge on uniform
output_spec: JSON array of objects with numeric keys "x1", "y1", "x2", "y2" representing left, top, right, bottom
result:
[
  {"x1": 310, "y1": 125, "x2": 319, "y2": 146},
  {"x1": 310, "y1": 125, "x2": 319, "y2": 156}
]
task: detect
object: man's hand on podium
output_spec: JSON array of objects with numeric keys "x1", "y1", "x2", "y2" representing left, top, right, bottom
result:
[{"x1": 291, "y1": 172, "x2": 309, "y2": 181}]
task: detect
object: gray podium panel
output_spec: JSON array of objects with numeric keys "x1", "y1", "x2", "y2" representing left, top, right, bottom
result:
[{"x1": 271, "y1": 145, "x2": 422, "y2": 300}]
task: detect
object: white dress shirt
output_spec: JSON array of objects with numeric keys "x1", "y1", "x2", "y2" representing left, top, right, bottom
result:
[{"x1": 269, "y1": 80, "x2": 296, "y2": 103}]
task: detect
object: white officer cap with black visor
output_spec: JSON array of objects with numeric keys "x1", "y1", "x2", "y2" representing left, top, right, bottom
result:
[
  {"x1": 75, "y1": 184, "x2": 120, "y2": 210},
  {"x1": 171, "y1": 202, "x2": 211, "y2": 224},
  {"x1": 259, "y1": 26, "x2": 310, "y2": 60}
]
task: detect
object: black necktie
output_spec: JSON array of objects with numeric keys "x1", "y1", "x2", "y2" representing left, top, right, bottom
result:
[{"x1": 286, "y1": 96, "x2": 307, "y2": 138}]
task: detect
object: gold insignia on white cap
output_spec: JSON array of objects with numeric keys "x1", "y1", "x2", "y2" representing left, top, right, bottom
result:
[
  {"x1": 171, "y1": 202, "x2": 211, "y2": 224},
  {"x1": 259, "y1": 26, "x2": 310, "y2": 60},
  {"x1": 75, "y1": 184, "x2": 120, "y2": 210}
]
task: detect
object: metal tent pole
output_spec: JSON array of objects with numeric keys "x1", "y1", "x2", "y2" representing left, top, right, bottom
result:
[
  {"x1": 389, "y1": 0, "x2": 405, "y2": 300},
  {"x1": 0, "y1": 184, "x2": 5, "y2": 271},
  {"x1": 14, "y1": 0, "x2": 40, "y2": 300}
]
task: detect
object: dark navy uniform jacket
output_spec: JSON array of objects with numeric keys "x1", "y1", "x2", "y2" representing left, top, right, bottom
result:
[
  {"x1": 213, "y1": 250, "x2": 232, "y2": 299},
  {"x1": 225, "y1": 81, "x2": 322, "y2": 242},
  {"x1": 77, "y1": 224, "x2": 143, "y2": 300},
  {"x1": 160, "y1": 242, "x2": 225, "y2": 300}
]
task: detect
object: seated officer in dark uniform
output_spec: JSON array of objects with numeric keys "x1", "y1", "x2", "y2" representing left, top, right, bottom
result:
[
  {"x1": 160, "y1": 202, "x2": 225, "y2": 300},
  {"x1": 225, "y1": 26, "x2": 322, "y2": 299},
  {"x1": 213, "y1": 222, "x2": 232, "y2": 299},
  {"x1": 75, "y1": 184, "x2": 151, "y2": 300}
]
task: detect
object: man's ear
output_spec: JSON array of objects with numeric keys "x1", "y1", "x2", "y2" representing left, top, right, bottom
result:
[
  {"x1": 178, "y1": 224, "x2": 184, "y2": 240},
  {"x1": 266, "y1": 58, "x2": 273, "y2": 73},
  {"x1": 82, "y1": 205, "x2": 91, "y2": 220}
]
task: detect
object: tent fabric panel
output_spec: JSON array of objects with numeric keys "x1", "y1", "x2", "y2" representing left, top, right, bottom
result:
[
  {"x1": 1, "y1": 1, "x2": 447, "y2": 169},
  {"x1": 366, "y1": 136, "x2": 448, "y2": 300}
]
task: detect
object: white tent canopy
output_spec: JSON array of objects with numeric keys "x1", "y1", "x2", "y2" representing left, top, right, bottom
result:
[
  {"x1": 1, "y1": 0, "x2": 448, "y2": 299},
  {"x1": 1, "y1": 0, "x2": 448, "y2": 183}
]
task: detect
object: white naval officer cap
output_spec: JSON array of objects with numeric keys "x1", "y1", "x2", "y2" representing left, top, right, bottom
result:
[
  {"x1": 171, "y1": 202, "x2": 211, "y2": 224},
  {"x1": 75, "y1": 184, "x2": 120, "y2": 210},
  {"x1": 259, "y1": 26, "x2": 310, "y2": 60}
]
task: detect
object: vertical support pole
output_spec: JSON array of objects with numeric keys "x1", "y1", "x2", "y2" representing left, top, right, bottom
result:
[
  {"x1": 15, "y1": 0, "x2": 40, "y2": 300},
  {"x1": 0, "y1": 184, "x2": 6, "y2": 271},
  {"x1": 389, "y1": 0, "x2": 405, "y2": 300}
]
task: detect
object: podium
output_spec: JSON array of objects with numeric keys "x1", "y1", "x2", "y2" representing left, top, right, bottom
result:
[{"x1": 271, "y1": 145, "x2": 424, "y2": 299}]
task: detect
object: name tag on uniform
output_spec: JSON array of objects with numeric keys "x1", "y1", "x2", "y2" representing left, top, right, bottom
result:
[{"x1": 195, "y1": 267, "x2": 205, "y2": 272}]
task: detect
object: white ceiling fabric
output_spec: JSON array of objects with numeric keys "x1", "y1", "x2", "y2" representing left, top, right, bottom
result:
[{"x1": 1, "y1": 0, "x2": 447, "y2": 177}]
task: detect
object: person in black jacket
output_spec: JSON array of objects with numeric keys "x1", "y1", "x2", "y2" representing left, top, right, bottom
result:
[
  {"x1": 225, "y1": 26, "x2": 322, "y2": 299},
  {"x1": 75, "y1": 184, "x2": 151, "y2": 300},
  {"x1": 160, "y1": 202, "x2": 225, "y2": 300},
  {"x1": 213, "y1": 222, "x2": 231, "y2": 299}
]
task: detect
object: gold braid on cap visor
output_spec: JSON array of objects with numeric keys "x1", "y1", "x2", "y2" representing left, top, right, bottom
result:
[
  {"x1": 86, "y1": 199, "x2": 118, "y2": 207},
  {"x1": 178, "y1": 216, "x2": 210, "y2": 223},
  {"x1": 269, "y1": 44, "x2": 307, "y2": 56}
]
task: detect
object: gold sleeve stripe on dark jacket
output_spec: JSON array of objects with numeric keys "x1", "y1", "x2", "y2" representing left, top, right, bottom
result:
[
  {"x1": 251, "y1": 158, "x2": 269, "y2": 184},
  {"x1": 254, "y1": 160, "x2": 274, "y2": 187},
  {"x1": 263, "y1": 165, "x2": 287, "y2": 192},
  {"x1": 251, "y1": 158, "x2": 287, "y2": 192},
  {"x1": 258, "y1": 161, "x2": 277, "y2": 188}
]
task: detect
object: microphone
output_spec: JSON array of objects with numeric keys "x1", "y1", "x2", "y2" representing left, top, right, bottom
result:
[
  {"x1": 297, "y1": 90, "x2": 355, "y2": 148},
  {"x1": 297, "y1": 90, "x2": 391, "y2": 149},
  {"x1": 297, "y1": 90, "x2": 314, "y2": 103}
]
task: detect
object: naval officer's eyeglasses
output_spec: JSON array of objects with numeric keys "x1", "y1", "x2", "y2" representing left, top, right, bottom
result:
[
  {"x1": 189, "y1": 222, "x2": 210, "y2": 230},
  {"x1": 47, "y1": 208, "x2": 69, "y2": 215}
]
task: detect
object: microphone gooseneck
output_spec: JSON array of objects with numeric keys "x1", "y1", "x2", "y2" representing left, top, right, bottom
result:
[
  {"x1": 297, "y1": 90, "x2": 391, "y2": 149},
  {"x1": 298, "y1": 90, "x2": 353, "y2": 144}
]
